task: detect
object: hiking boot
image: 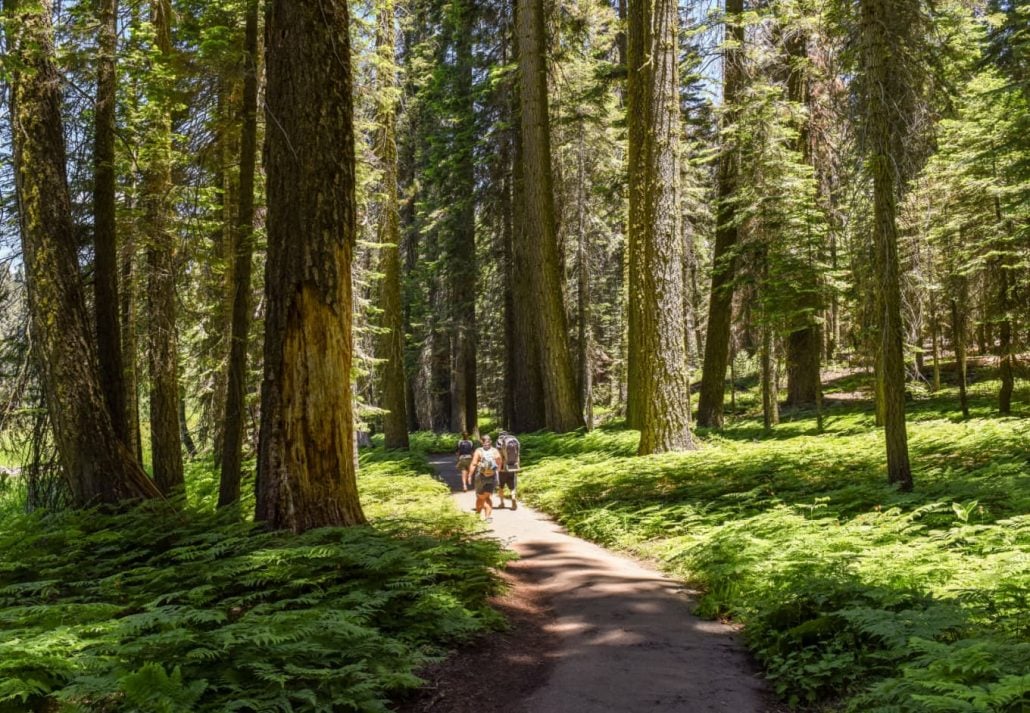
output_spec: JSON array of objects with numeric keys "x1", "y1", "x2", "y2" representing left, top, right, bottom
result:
[
  {"x1": 496, "y1": 498, "x2": 504, "y2": 509},
  {"x1": 510, "y1": 496, "x2": 518, "y2": 511}
]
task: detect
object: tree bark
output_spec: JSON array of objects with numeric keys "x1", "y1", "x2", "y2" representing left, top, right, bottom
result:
[
  {"x1": 508, "y1": 47, "x2": 547, "y2": 433},
  {"x1": 373, "y1": 0, "x2": 411, "y2": 450},
  {"x1": 696, "y1": 0, "x2": 744, "y2": 429},
  {"x1": 6, "y1": 0, "x2": 161, "y2": 506},
  {"x1": 516, "y1": 0, "x2": 584, "y2": 433},
  {"x1": 218, "y1": 0, "x2": 261, "y2": 505},
  {"x1": 257, "y1": 0, "x2": 366, "y2": 531},
  {"x1": 782, "y1": 26, "x2": 823, "y2": 408},
  {"x1": 576, "y1": 131, "x2": 593, "y2": 431},
  {"x1": 143, "y1": 0, "x2": 184, "y2": 494},
  {"x1": 449, "y1": 0, "x2": 478, "y2": 434},
  {"x1": 93, "y1": 0, "x2": 129, "y2": 447},
  {"x1": 860, "y1": 0, "x2": 913, "y2": 490},
  {"x1": 628, "y1": 0, "x2": 695, "y2": 453}
]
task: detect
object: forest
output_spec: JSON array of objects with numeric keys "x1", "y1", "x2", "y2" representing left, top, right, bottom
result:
[{"x1": 0, "y1": 0, "x2": 1027, "y2": 710}]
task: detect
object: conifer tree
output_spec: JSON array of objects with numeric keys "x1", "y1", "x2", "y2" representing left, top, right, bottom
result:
[
  {"x1": 515, "y1": 0, "x2": 584, "y2": 433},
  {"x1": 374, "y1": 0, "x2": 411, "y2": 450},
  {"x1": 627, "y1": 0, "x2": 695, "y2": 453},
  {"x1": 256, "y1": 0, "x2": 366, "y2": 531},
  {"x1": 5, "y1": 0, "x2": 161, "y2": 506}
]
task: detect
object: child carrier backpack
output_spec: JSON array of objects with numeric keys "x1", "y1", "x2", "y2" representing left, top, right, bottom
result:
[{"x1": 502, "y1": 436, "x2": 520, "y2": 471}]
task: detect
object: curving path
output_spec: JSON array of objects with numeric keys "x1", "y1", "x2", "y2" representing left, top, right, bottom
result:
[{"x1": 425, "y1": 454, "x2": 770, "y2": 713}]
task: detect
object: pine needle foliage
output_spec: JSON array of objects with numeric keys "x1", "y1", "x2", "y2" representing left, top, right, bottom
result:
[
  {"x1": 516, "y1": 372, "x2": 1029, "y2": 710},
  {"x1": 0, "y1": 453, "x2": 507, "y2": 712}
]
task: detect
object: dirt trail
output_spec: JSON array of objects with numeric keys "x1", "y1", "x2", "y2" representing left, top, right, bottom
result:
[{"x1": 421, "y1": 453, "x2": 770, "y2": 713}]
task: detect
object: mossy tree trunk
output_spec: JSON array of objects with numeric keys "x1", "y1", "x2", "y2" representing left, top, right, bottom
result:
[
  {"x1": 143, "y1": 0, "x2": 185, "y2": 495},
  {"x1": 696, "y1": 0, "x2": 744, "y2": 429},
  {"x1": 256, "y1": 0, "x2": 366, "y2": 532},
  {"x1": 93, "y1": 0, "x2": 130, "y2": 448},
  {"x1": 627, "y1": 0, "x2": 695, "y2": 453},
  {"x1": 218, "y1": 0, "x2": 261, "y2": 505},
  {"x1": 860, "y1": 0, "x2": 913, "y2": 490},
  {"x1": 6, "y1": 0, "x2": 161, "y2": 506},
  {"x1": 373, "y1": 0, "x2": 410, "y2": 450},
  {"x1": 515, "y1": 0, "x2": 584, "y2": 433}
]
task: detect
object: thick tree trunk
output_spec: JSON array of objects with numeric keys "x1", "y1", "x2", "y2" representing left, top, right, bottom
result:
[
  {"x1": 860, "y1": 0, "x2": 913, "y2": 490},
  {"x1": 257, "y1": 0, "x2": 366, "y2": 531},
  {"x1": 143, "y1": 0, "x2": 184, "y2": 494},
  {"x1": 507, "y1": 53, "x2": 547, "y2": 434},
  {"x1": 218, "y1": 0, "x2": 261, "y2": 504},
  {"x1": 449, "y1": 3, "x2": 478, "y2": 434},
  {"x1": 373, "y1": 0, "x2": 411, "y2": 450},
  {"x1": 786, "y1": 327, "x2": 821, "y2": 406},
  {"x1": 6, "y1": 0, "x2": 161, "y2": 506},
  {"x1": 509, "y1": 126, "x2": 547, "y2": 432},
  {"x1": 628, "y1": 0, "x2": 694, "y2": 453},
  {"x1": 93, "y1": 0, "x2": 129, "y2": 447},
  {"x1": 783, "y1": 27, "x2": 823, "y2": 408},
  {"x1": 696, "y1": 0, "x2": 744, "y2": 429},
  {"x1": 516, "y1": 0, "x2": 584, "y2": 433}
]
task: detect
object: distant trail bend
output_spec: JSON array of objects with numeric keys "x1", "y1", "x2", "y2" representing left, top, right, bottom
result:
[{"x1": 424, "y1": 453, "x2": 770, "y2": 713}]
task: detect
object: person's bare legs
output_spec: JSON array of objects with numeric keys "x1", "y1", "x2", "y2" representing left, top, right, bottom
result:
[{"x1": 476, "y1": 492, "x2": 493, "y2": 520}]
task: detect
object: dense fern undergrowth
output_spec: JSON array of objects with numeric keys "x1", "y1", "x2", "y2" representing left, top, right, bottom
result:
[
  {"x1": 505, "y1": 373, "x2": 1028, "y2": 711},
  {"x1": 0, "y1": 451, "x2": 507, "y2": 712}
]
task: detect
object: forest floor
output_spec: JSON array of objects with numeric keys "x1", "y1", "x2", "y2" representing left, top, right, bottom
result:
[{"x1": 401, "y1": 453, "x2": 770, "y2": 713}]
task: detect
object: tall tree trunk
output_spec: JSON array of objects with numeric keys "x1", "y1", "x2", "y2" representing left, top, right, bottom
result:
[
  {"x1": 449, "y1": 1, "x2": 478, "y2": 434},
  {"x1": 628, "y1": 0, "x2": 695, "y2": 453},
  {"x1": 929, "y1": 290, "x2": 941, "y2": 392},
  {"x1": 761, "y1": 325, "x2": 779, "y2": 431},
  {"x1": 143, "y1": 0, "x2": 184, "y2": 494},
  {"x1": 508, "y1": 56, "x2": 547, "y2": 433},
  {"x1": 992, "y1": 198, "x2": 1015, "y2": 415},
  {"x1": 696, "y1": 0, "x2": 744, "y2": 429},
  {"x1": 576, "y1": 130, "x2": 593, "y2": 431},
  {"x1": 257, "y1": 0, "x2": 366, "y2": 531},
  {"x1": 783, "y1": 27, "x2": 822, "y2": 408},
  {"x1": 997, "y1": 265, "x2": 1014, "y2": 414},
  {"x1": 860, "y1": 0, "x2": 913, "y2": 490},
  {"x1": 120, "y1": 195, "x2": 144, "y2": 463},
  {"x1": 6, "y1": 0, "x2": 161, "y2": 506},
  {"x1": 218, "y1": 0, "x2": 261, "y2": 505},
  {"x1": 93, "y1": 0, "x2": 129, "y2": 447},
  {"x1": 372, "y1": 0, "x2": 410, "y2": 450},
  {"x1": 516, "y1": 0, "x2": 584, "y2": 433},
  {"x1": 950, "y1": 292, "x2": 970, "y2": 419}
]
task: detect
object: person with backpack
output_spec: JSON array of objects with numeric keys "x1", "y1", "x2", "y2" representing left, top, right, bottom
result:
[
  {"x1": 496, "y1": 431, "x2": 521, "y2": 510},
  {"x1": 455, "y1": 432, "x2": 475, "y2": 491},
  {"x1": 467, "y1": 434, "x2": 502, "y2": 521}
]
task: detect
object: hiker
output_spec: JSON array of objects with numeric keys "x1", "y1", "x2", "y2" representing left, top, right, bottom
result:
[
  {"x1": 455, "y1": 432, "x2": 475, "y2": 491},
  {"x1": 496, "y1": 430, "x2": 521, "y2": 510},
  {"x1": 468, "y1": 434, "x2": 502, "y2": 521}
]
